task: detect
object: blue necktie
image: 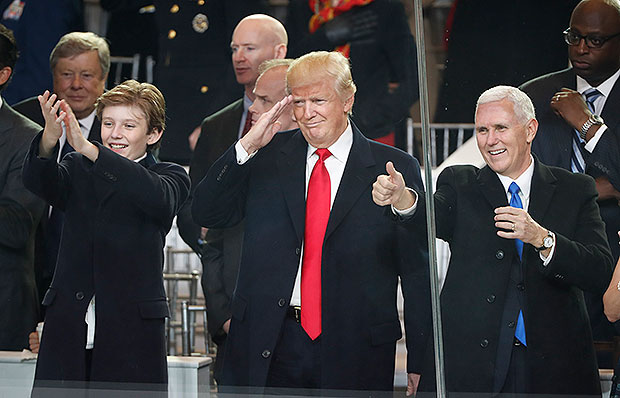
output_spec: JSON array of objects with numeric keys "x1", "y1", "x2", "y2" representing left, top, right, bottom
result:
[
  {"x1": 509, "y1": 182, "x2": 526, "y2": 346},
  {"x1": 571, "y1": 88, "x2": 602, "y2": 173}
]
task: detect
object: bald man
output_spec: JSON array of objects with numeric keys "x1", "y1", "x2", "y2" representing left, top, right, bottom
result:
[{"x1": 178, "y1": 14, "x2": 288, "y2": 256}]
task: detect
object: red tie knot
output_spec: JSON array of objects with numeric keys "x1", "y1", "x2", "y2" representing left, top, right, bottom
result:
[{"x1": 315, "y1": 148, "x2": 332, "y2": 162}]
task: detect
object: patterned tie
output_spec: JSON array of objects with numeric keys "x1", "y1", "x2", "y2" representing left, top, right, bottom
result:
[
  {"x1": 509, "y1": 182, "x2": 526, "y2": 346},
  {"x1": 571, "y1": 88, "x2": 602, "y2": 173},
  {"x1": 301, "y1": 148, "x2": 332, "y2": 340},
  {"x1": 241, "y1": 111, "x2": 253, "y2": 137}
]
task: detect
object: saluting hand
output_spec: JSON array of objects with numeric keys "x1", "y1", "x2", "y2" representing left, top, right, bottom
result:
[
  {"x1": 372, "y1": 161, "x2": 415, "y2": 210},
  {"x1": 239, "y1": 95, "x2": 293, "y2": 155}
]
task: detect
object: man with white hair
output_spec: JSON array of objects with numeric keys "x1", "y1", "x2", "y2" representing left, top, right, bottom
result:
[{"x1": 377, "y1": 85, "x2": 612, "y2": 395}]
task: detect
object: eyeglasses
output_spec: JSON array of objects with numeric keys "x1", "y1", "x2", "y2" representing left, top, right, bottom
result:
[{"x1": 563, "y1": 28, "x2": 620, "y2": 48}]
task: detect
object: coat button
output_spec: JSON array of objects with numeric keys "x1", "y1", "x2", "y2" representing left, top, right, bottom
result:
[
  {"x1": 508, "y1": 321, "x2": 515, "y2": 328},
  {"x1": 486, "y1": 294, "x2": 496, "y2": 303},
  {"x1": 495, "y1": 250, "x2": 504, "y2": 260},
  {"x1": 75, "y1": 291, "x2": 85, "y2": 300},
  {"x1": 295, "y1": 248, "x2": 301, "y2": 255},
  {"x1": 517, "y1": 283, "x2": 525, "y2": 291},
  {"x1": 480, "y1": 339, "x2": 489, "y2": 348},
  {"x1": 261, "y1": 350, "x2": 271, "y2": 358},
  {"x1": 278, "y1": 298, "x2": 286, "y2": 307}
]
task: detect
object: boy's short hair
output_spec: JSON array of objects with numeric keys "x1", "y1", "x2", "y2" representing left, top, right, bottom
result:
[{"x1": 96, "y1": 80, "x2": 166, "y2": 151}]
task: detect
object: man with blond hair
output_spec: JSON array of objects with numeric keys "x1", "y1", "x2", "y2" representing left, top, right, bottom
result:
[
  {"x1": 13, "y1": 31, "x2": 108, "y2": 317},
  {"x1": 193, "y1": 51, "x2": 429, "y2": 395}
]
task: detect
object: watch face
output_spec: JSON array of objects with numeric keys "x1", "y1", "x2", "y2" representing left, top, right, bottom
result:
[
  {"x1": 543, "y1": 236, "x2": 554, "y2": 248},
  {"x1": 592, "y1": 114, "x2": 604, "y2": 124}
]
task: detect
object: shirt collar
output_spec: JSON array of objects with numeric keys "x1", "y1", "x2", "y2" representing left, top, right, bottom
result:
[
  {"x1": 133, "y1": 153, "x2": 148, "y2": 163},
  {"x1": 79, "y1": 109, "x2": 96, "y2": 135},
  {"x1": 576, "y1": 67, "x2": 620, "y2": 98},
  {"x1": 306, "y1": 120, "x2": 353, "y2": 163},
  {"x1": 496, "y1": 155, "x2": 535, "y2": 201},
  {"x1": 243, "y1": 93, "x2": 252, "y2": 112}
]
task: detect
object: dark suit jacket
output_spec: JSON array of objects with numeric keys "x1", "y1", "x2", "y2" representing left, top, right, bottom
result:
[
  {"x1": 13, "y1": 96, "x2": 103, "y2": 318},
  {"x1": 192, "y1": 124, "x2": 431, "y2": 392},
  {"x1": 23, "y1": 133, "x2": 190, "y2": 385},
  {"x1": 0, "y1": 101, "x2": 45, "y2": 350},
  {"x1": 418, "y1": 160, "x2": 612, "y2": 396},
  {"x1": 178, "y1": 97, "x2": 244, "y2": 331},
  {"x1": 520, "y1": 67, "x2": 620, "y2": 341}
]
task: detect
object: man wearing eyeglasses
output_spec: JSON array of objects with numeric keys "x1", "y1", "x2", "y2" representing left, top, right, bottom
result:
[{"x1": 520, "y1": 0, "x2": 620, "y2": 356}]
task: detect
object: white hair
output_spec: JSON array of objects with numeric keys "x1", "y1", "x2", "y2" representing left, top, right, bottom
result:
[{"x1": 476, "y1": 85, "x2": 536, "y2": 124}]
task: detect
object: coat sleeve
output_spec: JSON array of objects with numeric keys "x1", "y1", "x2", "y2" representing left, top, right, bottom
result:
[
  {"x1": 1, "y1": 132, "x2": 45, "y2": 249},
  {"x1": 21, "y1": 130, "x2": 72, "y2": 211},
  {"x1": 192, "y1": 143, "x2": 251, "y2": 228},
  {"x1": 396, "y1": 155, "x2": 432, "y2": 374},
  {"x1": 90, "y1": 144, "x2": 190, "y2": 224},
  {"x1": 539, "y1": 173, "x2": 613, "y2": 295}
]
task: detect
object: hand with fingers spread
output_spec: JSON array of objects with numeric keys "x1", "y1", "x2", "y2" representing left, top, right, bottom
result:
[
  {"x1": 58, "y1": 101, "x2": 99, "y2": 162},
  {"x1": 37, "y1": 90, "x2": 67, "y2": 158},
  {"x1": 494, "y1": 206, "x2": 550, "y2": 255},
  {"x1": 372, "y1": 161, "x2": 415, "y2": 210},
  {"x1": 239, "y1": 95, "x2": 293, "y2": 155}
]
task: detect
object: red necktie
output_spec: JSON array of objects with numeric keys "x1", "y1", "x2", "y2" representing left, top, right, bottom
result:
[
  {"x1": 301, "y1": 148, "x2": 331, "y2": 340},
  {"x1": 241, "y1": 112, "x2": 252, "y2": 137}
]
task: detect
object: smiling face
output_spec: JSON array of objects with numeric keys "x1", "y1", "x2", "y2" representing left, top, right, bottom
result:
[
  {"x1": 568, "y1": 0, "x2": 620, "y2": 86},
  {"x1": 475, "y1": 99, "x2": 537, "y2": 180},
  {"x1": 52, "y1": 50, "x2": 106, "y2": 119},
  {"x1": 100, "y1": 105, "x2": 162, "y2": 160},
  {"x1": 291, "y1": 78, "x2": 353, "y2": 148}
]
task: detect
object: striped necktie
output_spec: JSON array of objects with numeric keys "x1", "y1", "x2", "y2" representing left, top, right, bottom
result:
[{"x1": 571, "y1": 88, "x2": 602, "y2": 173}]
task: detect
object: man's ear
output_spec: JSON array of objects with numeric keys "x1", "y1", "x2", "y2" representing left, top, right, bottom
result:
[
  {"x1": 525, "y1": 118, "x2": 538, "y2": 144},
  {"x1": 344, "y1": 94, "x2": 354, "y2": 114},
  {"x1": 274, "y1": 44, "x2": 287, "y2": 59},
  {"x1": 0, "y1": 66, "x2": 12, "y2": 86},
  {"x1": 147, "y1": 128, "x2": 164, "y2": 145}
]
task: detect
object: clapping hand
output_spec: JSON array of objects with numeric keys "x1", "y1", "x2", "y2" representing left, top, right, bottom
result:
[{"x1": 37, "y1": 91, "x2": 66, "y2": 158}]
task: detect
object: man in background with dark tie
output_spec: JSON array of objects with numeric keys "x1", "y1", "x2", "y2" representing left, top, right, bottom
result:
[
  {"x1": 406, "y1": 85, "x2": 612, "y2": 396},
  {"x1": 519, "y1": 0, "x2": 620, "y2": 357},
  {"x1": 192, "y1": 51, "x2": 430, "y2": 396},
  {"x1": 13, "y1": 32, "x2": 107, "y2": 318}
]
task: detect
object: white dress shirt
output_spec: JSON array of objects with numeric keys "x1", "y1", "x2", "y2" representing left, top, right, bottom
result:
[{"x1": 578, "y1": 67, "x2": 620, "y2": 152}]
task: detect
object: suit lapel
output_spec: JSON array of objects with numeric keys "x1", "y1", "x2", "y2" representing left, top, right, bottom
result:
[
  {"x1": 476, "y1": 165, "x2": 508, "y2": 210},
  {"x1": 601, "y1": 74, "x2": 620, "y2": 131},
  {"x1": 89, "y1": 116, "x2": 102, "y2": 144},
  {"x1": 528, "y1": 158, "x2": 557, "y2": 225},
  {"x1": 325, "y1": 125, "x2": 376, "y2": 239},
  {"x1": 277, "y1": 130, "x2": 308, "y2": 242},
  {"x1": 0, "y1": 103, "x2": 13, "y2": 150}
]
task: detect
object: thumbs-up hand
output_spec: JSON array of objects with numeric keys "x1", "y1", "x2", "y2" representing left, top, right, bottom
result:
[{"x1": 372, "y1": 161, "x2": 415, "y2": 210}]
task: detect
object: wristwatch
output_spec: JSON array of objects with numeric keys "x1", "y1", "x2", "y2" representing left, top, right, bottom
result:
[
  {"x1": 579, "y1": 114, "x2": 604, "y2": 140},
  {"x1": 535, "y1": 230, "x2": 554, "y2": 252}
]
